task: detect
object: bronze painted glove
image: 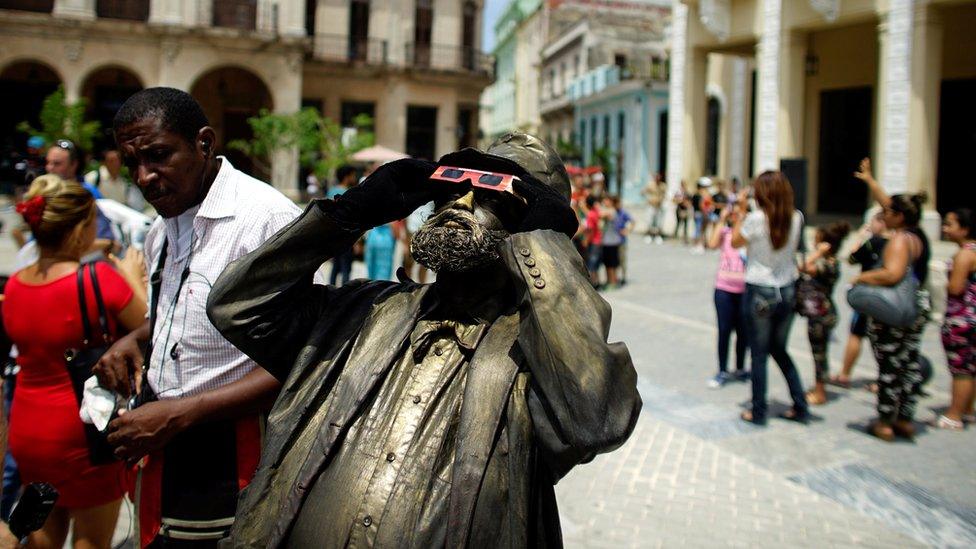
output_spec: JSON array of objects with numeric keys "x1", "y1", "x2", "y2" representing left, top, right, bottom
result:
[{"x1": 329, "y1": 158, "x2": 440, "y2": 230}]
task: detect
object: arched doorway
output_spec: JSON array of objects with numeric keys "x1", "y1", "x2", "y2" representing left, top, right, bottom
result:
[
  {"x1": 190, "y1": 67, "x2": 273, "y2": 179},
  {"x1": 704, "y1": 96, "x2": 721, "y2": 176},
  {"x1": 0, "y1": 60, "x2": 60, "y2": 150},
  {"x1": 80, "y1": 66, "x2": 143, "y2": 153}
]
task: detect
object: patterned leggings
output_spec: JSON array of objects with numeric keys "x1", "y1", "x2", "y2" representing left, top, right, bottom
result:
[
  {"x1": 868, "y1": 291, "x2": 931, "y2": 423},
  {"x1": 808, "y1": 313, "x2": 837, "y2": 383}
]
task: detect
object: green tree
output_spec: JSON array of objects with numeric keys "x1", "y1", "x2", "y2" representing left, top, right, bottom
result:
[
  {"x1": 17, "y1": 86, "x2": 101, "y2": 153},
  {"x1": 593, "y1": 146, "x2": 614, "y2": 184},
  {"x1": 228, "y1": 108, "x2": 375, "y2": 180},
  {"x1": 555, "y1": 138, "x2": 582, "y2": 163}
]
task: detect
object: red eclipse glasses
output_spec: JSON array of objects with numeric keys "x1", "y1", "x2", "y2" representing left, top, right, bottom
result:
[{"x1": 429, "y1": 165, "x2": 519, "y2": 194}]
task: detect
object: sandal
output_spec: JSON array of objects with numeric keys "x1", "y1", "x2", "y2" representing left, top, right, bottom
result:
[
  {"x1": 932, "y1": 415, "x2": 964, "y2": 431},
  {"x1": 740, "y1": 410, "x2": 766, "y2": 426},
  {"x1": 805, "y1": 390, "x2": 828, "y2": 406},
  {"x1": 867, "y1": 420, "x2": 895, "y2": 442},
  {"x1": 892, "y1": 420, "x2": 916, "y2": 441},
  {"x1": 826, "y1": 375, "x2": 850, "y2": 389},
  {"x1": 962, "y1": 414, "x2": 976, "y2": 424},
  {"x1": 779, "y1": 408, "x2": 809, "y2": 424}
]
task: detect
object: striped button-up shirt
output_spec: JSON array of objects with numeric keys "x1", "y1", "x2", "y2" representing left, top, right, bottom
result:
[{"x1": 144, "y1": 157, "x2": 302, "y2": 398}]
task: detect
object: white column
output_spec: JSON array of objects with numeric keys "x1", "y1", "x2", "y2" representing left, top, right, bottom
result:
[
  {"x1": 728, "y1": 56, "x2": 747, "y2": 181},
  {"x1": 276, "y1": 0, "x2": 307, "y2": 37},
  {"x1": 753, "y1": 0, "x2": 782, "y2": 173},
  {"x1": 149, "y1": 0, "x2": 184, "y2": 25},
  {"x1": 665, "y1": 2, "x2": 689, "y2": 194},
  {"x1": 876, "y1": 0, "x2": 914, "y2": 195},
  {"x1": 270, "y1": 55, "x2": 303, "y2": 200},
  {"x1": 53, "y1": 0, "x2": 94, "y2": 19}
]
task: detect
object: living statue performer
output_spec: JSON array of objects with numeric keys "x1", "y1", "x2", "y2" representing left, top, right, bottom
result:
[{"x1": 207, "y1": 133, "x2": 641, "y2": 548}]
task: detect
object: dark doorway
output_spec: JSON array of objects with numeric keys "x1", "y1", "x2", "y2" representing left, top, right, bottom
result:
[
  {"x1": 936, "y1": 79, "x2": 976, "y2": 214},
  {"x1": 224, "y1": 111, "x2": 256, "y2": 176},
  {"x1": 657, "y1": 109, "x2": 668, "y2": 175},
  {"x1": 349, "y1": 0, "x2": 370, "y2": 61},
  {"x1": 458, "y1": 106, "x2": 476, "y2": 149},
  {"x1": 0, "y1": 62, "x2": 60, "y2": 152},
  {"x1": 414, "y1": 0, "x2": 433, "y2": 66},
  {"x1": 817, "y1": 87, "x2": 871, "y2": 214},
  {"x1": 462, "y1": 1, "x2": 477, "y2": 70},
  {"x1": 705, "y1": 96, "x2": 720, "y2": 175},
  {"x1": 406, "y1": 106, "x2": 437, "y2": 160},
  {"x1": 305, "y1": 0, "x2": 316, "y2": 36}
]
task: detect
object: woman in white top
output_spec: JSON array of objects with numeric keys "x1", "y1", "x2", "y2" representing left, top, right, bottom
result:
[{"x1": 731, "y1": 171, "x2": 808, "y2": 425}]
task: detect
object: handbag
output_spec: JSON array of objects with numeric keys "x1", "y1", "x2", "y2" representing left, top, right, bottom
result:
[
  {"x1": 846, "y1": 268, "x2": 919, "y2": 328},
  {"x1": 63, "y1": 262, "x2": 118, "y2": 465}
]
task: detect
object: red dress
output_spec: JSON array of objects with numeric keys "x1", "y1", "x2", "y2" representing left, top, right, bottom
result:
[{"x1": 2, "y1": 262, "x2": 133, "y2": 508}]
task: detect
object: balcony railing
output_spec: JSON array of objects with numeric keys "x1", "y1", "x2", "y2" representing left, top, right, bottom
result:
[
  {"x1": 313, "y1": 34, "x2": 389, "y2": 65},
  {"x1": 96, "y1": 0, "x2": 148, "y2": 21},
  {"x1": 0, "y1": 0, "x2": 53, "y2": 12},
  {"x1": 403, "y1": 43, "x2": 492, "y2": 76},
  {"x1": 213, "y1": 0, "x2": 256, "y2": 30}
]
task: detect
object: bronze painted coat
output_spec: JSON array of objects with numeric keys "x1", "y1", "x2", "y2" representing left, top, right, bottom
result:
[{"x1": 207, "y1": 204, "x2": 641, "y2": 548}]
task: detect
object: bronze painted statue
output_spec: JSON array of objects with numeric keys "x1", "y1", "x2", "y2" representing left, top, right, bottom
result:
[{"x1": 207, "y1": 133, "x2": 641, "y2": 547}]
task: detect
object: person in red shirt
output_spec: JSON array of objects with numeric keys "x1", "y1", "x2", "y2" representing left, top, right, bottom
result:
[
  {"x1": 584, "y1": 195, "x2": 605, "y2": 285},
  {"x1": 2, "y1": 174, "x2": 147, "y2": 548}
]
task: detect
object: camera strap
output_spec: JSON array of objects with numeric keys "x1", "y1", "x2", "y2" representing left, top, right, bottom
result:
[{"x1": 144, "y1": 237, "x2": 168, "y2": 376}]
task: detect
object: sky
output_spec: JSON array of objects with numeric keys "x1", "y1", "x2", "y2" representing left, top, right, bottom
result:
[{"x1": 482, "y1": 0, "x2": 507, "y2": 52}]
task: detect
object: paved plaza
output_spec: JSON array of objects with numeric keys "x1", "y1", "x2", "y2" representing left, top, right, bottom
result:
[
  {"x1": 1, "y1": 204, "x2": 973, "y2": 548},
  {"x1": 556, "y1": 233, "x2": 975, "y2": 548}
]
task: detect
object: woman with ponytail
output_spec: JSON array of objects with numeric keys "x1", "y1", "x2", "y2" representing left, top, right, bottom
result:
[
  {"x1": 731, "y1": 171, "x2": 807, "y2": 425},
  {"x1": 1, "y1": 175, "x2": 147, "y2": 547},
  {"x1": 852, "y1": 158, "x2": 932, "y2": 441}
]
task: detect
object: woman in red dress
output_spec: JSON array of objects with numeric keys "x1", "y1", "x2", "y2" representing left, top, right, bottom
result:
[{"x1": 2, "y1": 175, "x2": 147, "y2": 548}]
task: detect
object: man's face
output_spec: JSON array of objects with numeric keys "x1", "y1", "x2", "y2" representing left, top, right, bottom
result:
[
  {"x1": 45, "y1": 147, "x2": 77, "y2": 180},
  {"x1": 116, "y1": 118, "x2": 207, "y2": 218},
  {"x1": 410, "y1": 188, "x2": 524, "y2": 273}
]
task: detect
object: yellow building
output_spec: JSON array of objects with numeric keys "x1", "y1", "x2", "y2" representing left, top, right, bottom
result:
[
  {"x1": 0, "y1": 0, "x2": 491, "y2": 197},
  {"x1": 668, "y1": 0, "x2": 976, "y2": 233}
]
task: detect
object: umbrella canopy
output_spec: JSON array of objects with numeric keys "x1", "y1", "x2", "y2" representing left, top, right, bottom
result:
[{"x1": 350, "y1": 145, "x2": 410, "y2": 164}]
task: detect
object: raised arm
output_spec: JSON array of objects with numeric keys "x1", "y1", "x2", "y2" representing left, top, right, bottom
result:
[
  {"x1": 207, "y1": 158, "x2": 439, "y2": 380},
  {"x1": 503, "y1": 230, "x2": 641, "y2": 479},
  {"x1": 854, "y1": 158, "x2": 892, "y2": 209}
]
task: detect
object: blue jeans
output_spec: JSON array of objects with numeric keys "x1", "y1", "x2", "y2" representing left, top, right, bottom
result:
[
  {"x1": 1, "y1": 374, "x2": 19, "y2": 520},
  {"x1": 329, "y1": 249, "x2": 354, "y2": 286},
  {"x1": 745, "y1": 283, "x2": 807, "y2": 419},
  {"x1": 714, "y1": 289, "x2": 747, "y2": 373}
]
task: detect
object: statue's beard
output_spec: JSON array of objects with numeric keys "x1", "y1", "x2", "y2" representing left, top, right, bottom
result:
[{"x1": 410, "y1": 210, "x2": 509, "y2": 273}]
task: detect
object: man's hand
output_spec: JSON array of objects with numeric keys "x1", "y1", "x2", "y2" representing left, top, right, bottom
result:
[
  {"x1": 0, "y1": 521, "x2": 18, "y2": 549},
  {"x1": 816, "y1": 242, "x2": 831, "y2": 254},
  {"x1": 93, "y1": 330, "x2": 144, "y2": 398},
  {"x1": 511, "y1": 176, "x2": 579, "y2": 237},
  {"x1": 106, "y1": 399, "x2": 193, "y2": 462},
  {"x1": 333, "y1": 158, "x2": 440, "y2": 229}
]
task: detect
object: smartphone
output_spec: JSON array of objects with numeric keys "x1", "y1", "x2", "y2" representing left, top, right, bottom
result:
[{"x1": 9, "y1": 482, "x2": 58, "y2": 541}]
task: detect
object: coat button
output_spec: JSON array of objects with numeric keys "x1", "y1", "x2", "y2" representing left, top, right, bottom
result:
[
  {"x1": 529, "y1": 268, "x2": 541, "y2": 278},
  {"x1": 534, "y1": 279, "x2": 546, "y2": 289},
  {"x1": 362, "y1": 515, "x2": 373, "y2": 527},
  {"x1": 518, "y1": 247, "x2": 531, "y2": 257},
  {"x1": 412, "y1": 395, "x2": 421, "y2": 404},
  {"x1": 434, "y1": 345, "x2": 444, "y2": 356},
  {"x1": 523, "y1": 258, "x2": 536, "y2": 267},
  {"x1": 386, "y1": 452, "x2": 396, "y2": 462}
]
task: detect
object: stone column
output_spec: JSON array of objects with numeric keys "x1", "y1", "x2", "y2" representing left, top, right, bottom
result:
[
  {"x1": 876, "y1": 0, "x2": 914, "y2": 195},
  {"x1": 728, "y1": 56, "x2": 748, "y2": 181},
  {"x1": 665, "y1": 2, "x2": 708, "y2": 197},
  {"x1": 270, "y1": 54, "x2": 303, "y2": 200},
  {"x1": 149, "y1": 0, "x2": 183, "y2": 25},
  {"x1": 436, "y1": 95, "x2": 459, "y2": 159},
  {"x1": 276, "y1": 0, "x2": 307, "y2": 37},
  {"x1": 53, "y1": 0, "x2": 94, "y2": 19},
  {"x1": 907, "y1": 2, "x2": 941, "y2": 204},
  {"x1": 753, "y1": 0, "x2": 782, "y2": 173}
]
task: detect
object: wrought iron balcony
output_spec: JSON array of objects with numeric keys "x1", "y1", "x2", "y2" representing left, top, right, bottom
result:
[
  {"x1": 313, "y1": 34, "x2": 388, "y2": 65},
  {"x1": 212, "y1": 0, "x2": 256, "y2": 30},
  {"x1": 403, "y1": 43, "x2": 492, "y2": 77},
  {"x1": 96, "y1": 0, "x2": 149, "y2": 21}
]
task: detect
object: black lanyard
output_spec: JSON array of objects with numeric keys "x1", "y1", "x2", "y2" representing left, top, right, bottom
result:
[{"x1": 144, "y1": 237, "x2": 192, "y2": 377}]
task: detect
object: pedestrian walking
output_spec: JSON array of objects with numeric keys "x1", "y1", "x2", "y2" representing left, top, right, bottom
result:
[
  {"x1": 584, "y1": 194, "x2": 605, "y2": 286},
  {"x1": 328, "y1": 165, "x2": 357, "y2": 286},
  {"x1": 850, "y1": 158, "x2": 931, "y2": 442},
  {"x1": 364, "y1": 222, "x2": 398, "y2": 281},
  {"x1": 673, "y1": 184, "x2": 691, "y2": 244},
  {"x1": 798, "y1": 221, "x2": 850, "y2": 405},
  {"x1": 934, "y1": 208, "x2": 976, "y2": 430},
  {"x1": 707, "y1": 205, "x2": 749, "y2": 388},
  {"x1": 2, "y1": 175, "x2": 148, "y2": 548},
  {"x1": 732, "y1": 171, "x2": 807, "y2": 425},
  {"x1": 642, "y1": 174, "x2": 666, "y2": 244}
]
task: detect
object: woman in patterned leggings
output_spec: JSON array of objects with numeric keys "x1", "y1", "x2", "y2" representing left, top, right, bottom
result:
[{"x1": 852, "y1": 158, "x2": 931, "y2": 441}]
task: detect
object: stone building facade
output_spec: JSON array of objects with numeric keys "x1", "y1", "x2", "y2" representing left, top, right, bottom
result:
[
  {"x1": 667, "y1": 0, "x2": 976, "y2": 232},
  {"x1": 0, "y1": 0, "x2": 491, "y2": 197}
]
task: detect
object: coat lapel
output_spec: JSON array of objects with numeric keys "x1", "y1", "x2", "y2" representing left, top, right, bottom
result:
[{"x1": 447, "y1": 311, "x2": 520, "y2": 547}]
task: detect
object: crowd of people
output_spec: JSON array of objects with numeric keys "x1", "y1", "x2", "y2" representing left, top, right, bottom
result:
[{"x1": 688, "y1": 159, "x2": 975, "y2": 438}]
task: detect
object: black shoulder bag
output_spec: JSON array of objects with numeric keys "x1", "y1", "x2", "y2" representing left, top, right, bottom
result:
[{"x1": 63, "y1": 262, "x2": 118, "y2": 465}]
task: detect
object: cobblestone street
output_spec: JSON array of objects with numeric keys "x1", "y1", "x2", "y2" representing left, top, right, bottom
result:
[{"x1": 556, "y1": 235, "x2": 976, "y2": 548}]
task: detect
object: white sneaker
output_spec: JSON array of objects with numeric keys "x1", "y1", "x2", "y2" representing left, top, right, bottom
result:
[
  {"x1": 655, "y1": 236, "x2": 664, "y2": 245},
  {"x1": 644, "y1": 236, "x2": 652, "y2": 244}
]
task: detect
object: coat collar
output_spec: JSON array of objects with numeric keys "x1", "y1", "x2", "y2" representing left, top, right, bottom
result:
[{"x1": 196, "y1": 156, "x2": 238, "y2": 221}]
